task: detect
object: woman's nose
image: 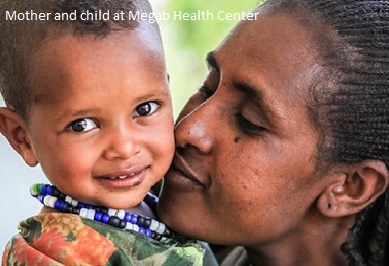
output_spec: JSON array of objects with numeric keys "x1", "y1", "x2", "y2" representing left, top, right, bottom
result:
[
  {"x1": 102, "y1": 126, "x2": 139, "y2": 160},
  {"x1": 175, "y1": 101, "x2": 216, "y2": 155}
]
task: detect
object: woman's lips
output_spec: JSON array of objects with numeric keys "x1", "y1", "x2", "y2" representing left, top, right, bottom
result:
[{"x1": 164, "y1": 155, "x2": 206, "y2": 189}]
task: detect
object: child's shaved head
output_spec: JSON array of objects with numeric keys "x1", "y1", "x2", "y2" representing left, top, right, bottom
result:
[{"x1": 0, "y1": 0, "x2": 161, "y2": 120}]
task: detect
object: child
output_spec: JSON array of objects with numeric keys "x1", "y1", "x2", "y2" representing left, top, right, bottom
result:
[{"x1": 0, "y1": 0, "x2": 206, "y2": 265}]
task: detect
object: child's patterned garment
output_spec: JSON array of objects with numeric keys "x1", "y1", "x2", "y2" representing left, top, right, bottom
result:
[{"x1": 2, "y1": 213, "x2": 204, "y2": 265}]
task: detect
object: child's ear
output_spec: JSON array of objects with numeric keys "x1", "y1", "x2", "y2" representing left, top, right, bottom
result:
[
  {"x1": 317, "y1": 160, "x2": 389, "y2": 218},
  {"x1": 0, "y1": 107, "x2": 38, "y2": 167}
]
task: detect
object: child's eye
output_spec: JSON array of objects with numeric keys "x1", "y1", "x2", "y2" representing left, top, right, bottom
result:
[
  {"x1": 67, "y1": 118, "x2": 97, "y2": 133},
  {"x1": 134, "y1": 102, "x2": 159, "y2": 117}
]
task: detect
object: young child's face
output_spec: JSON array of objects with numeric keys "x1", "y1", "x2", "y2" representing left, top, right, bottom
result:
[{"x1": 24, "y1": 29, "x2": 174, "y2": 209}]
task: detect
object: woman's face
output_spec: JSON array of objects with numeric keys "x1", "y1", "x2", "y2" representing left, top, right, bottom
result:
[{"x1": 158, "y1": 10, "x2": 328, "y2": 246}]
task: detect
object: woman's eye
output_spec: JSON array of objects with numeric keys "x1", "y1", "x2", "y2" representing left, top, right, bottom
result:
[
  {"x1": 199, "y1": 68, "x2": 219, "y2": 100},
  {"x1": 134, "y1": 102, "x2": 159, "y2": 117},
  {"x1": 199, "y1": 86, "x2": 215, "y2": 100},
  {"x1": 67, "y1": 118, "x2": 97, "y2": 133},
  {"x1": 236, "y1": 113, "x2": 266, "y2": 134}
]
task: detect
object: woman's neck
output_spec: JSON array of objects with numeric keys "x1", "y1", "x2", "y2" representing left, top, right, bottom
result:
[{"x1": 245, "y1": 215, "x2": 355, "y2": 266}]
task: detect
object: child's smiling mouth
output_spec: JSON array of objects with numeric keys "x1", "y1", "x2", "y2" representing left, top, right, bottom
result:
[{"x1": 99, "y1": 167, "x2": 149, "y2": 188}]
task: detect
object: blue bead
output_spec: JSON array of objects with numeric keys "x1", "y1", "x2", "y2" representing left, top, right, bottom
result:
[
  {"x1": 54, "y1": 200, "x2": 61, "y2": 210},
  {"x1": 94, "y1": 212, "x2": 103, "y2": 222},
  {"x1": 102, "y1": 213, "x2": 110, "y2": 224},
  {"x1": 47, "y1": 185, "x2": 53, "y2": 195},
  {"x1": 145, "y1": 229, "x2": 152, "y2": 237},
  {"x1": 144, "y1": 193, "x2": 158, "y2": 208},
  {"x1": 131, "y1": 214, "x2": 138, "y2": 224},
  {"x1": 42, "y1": 185, "x2": 48, "y2": 194},
  {"x1": 139, "y1": 227, "x2": 145, "y2": 235},
  {"x1": 124, "y1": 213, "x2": 132, "y2": 223},
  {"x1": 59, "y1": 201, "x2": 68, "y2": 212}
]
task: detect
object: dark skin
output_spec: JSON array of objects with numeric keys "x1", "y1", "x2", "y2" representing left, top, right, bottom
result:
[
  {"x1": 157, "y1": 7, "x2": 389, "y2": 266},
  {"x1": 0, "y1": 31, "x2": 174, "y2": 216}
]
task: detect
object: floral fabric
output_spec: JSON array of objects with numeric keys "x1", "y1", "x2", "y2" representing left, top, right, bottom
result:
[{"x1": 2, "y1": 213, "x2": 204, "y2": 266}]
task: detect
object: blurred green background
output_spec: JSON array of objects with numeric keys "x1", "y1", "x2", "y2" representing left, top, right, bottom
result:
[{"x1": 149, "y1": 1, "x2": 260, "y2": 118}]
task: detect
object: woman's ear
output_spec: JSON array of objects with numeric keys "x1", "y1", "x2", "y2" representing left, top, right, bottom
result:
[
  {"x1": 317, "y1": 160, "x2": 389, "y2": 218},
  {"x1": 0, "y1": 107, "x2": 38, "y2": 167}
]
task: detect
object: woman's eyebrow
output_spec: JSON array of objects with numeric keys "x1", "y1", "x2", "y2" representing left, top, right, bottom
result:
[
  {"x1": 235, "y1": 83, "x2": 263, "y2": 105},
  {"x1": 206, "y1": 51, "x2": 219, "y2": 71}
]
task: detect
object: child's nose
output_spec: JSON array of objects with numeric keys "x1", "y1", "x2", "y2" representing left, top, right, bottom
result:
[{"x1": 102, "y1": 127, "x2": 139, "y2": 160}]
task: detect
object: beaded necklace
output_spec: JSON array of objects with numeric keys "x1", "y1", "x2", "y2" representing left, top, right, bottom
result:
[{"x1": 31, "y1": 183, "x2": 184, "y2": 244}]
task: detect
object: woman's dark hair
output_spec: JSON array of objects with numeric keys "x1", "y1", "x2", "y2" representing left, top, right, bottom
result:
[{"x1": 263, "y1": 0, "x2": 389, "y2": 265}]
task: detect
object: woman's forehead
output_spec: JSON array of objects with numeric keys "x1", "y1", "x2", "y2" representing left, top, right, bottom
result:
[
  {"x1": 216, "y1": 14, "x2": 320, "y2": 91},
  {"x1": 222, "y1": 12, "x2": 317, "y2": 59}
]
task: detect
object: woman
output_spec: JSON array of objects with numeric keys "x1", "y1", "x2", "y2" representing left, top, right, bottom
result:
[{"x1": 157, "y1": 0, "x2": 389, "y2": 265}]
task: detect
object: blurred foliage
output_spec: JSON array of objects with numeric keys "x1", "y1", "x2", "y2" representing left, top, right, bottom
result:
[
  {"x1": 163, "y1": 1, "x2": 260, "y2": 57},
  {"x1": 150, "y1": 1, "x2": 261, "y2": 117}
]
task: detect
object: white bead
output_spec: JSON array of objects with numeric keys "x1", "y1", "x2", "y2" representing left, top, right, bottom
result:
[
  {"x1": 71, "y1": 199, "x2": 78, "y2": 207},
  {"x1": 156, "y1": 222, "x2": 166, "y2": 234},
  {"x1": 125, "y1": 223, "x2": 134, "y2": 230},
  {"x1": 108, "y1": 208, "x2": 117, "y2": 216},
  {"x1": 149, "y1": 220, "x2": 159, "y2": 231},
  {"x1": 133, "y1": 224, "x2": 139, "y2": 232},
  {"x1": 43, "y1": 195, "x2": 51, "y2": 206},
  {"x1": 48, "y1": 196, "x2": 57, "y2": 208},
  {"x1": 117, "y1": 210, "x2": 125, "y2": 219},
  {"x1": 65, "y1": 195, "x2": 72, "y2": 203},
  {"x1": 87, "y1": 209, "x2": 96, "y2": 220},
  {"x1": 79, "y1": 208, "x2": 88, "y2": 218}
]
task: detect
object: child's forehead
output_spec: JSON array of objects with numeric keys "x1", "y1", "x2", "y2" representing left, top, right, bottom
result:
[
  {"x1": 31, "y1": 29, "x2": 164, "y2": 76},
  {"x1": 39, "y1": 27, "x2": 163, "y2": 56},
  {"x1": 29, "y1": 30, "x2": 167, "y2": 105}
]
